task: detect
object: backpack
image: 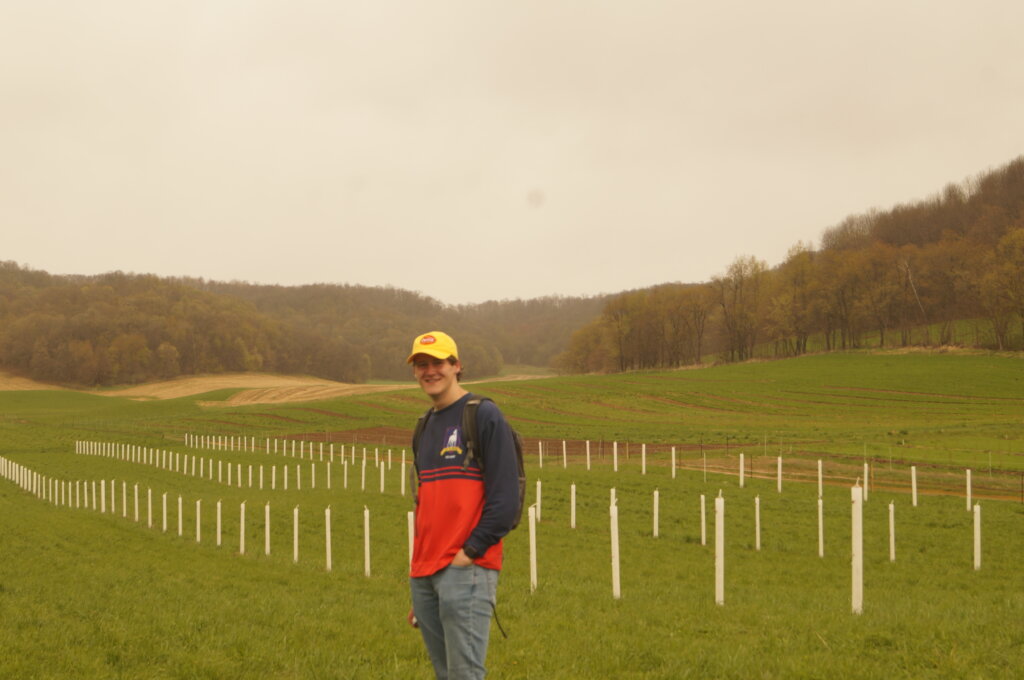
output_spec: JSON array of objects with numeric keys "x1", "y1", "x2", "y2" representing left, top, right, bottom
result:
[{"x1": 411, "y1": 395, "x2": 527, "y2": 530}]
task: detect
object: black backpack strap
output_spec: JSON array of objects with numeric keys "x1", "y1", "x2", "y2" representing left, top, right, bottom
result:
[
  {"x1": 462, "y1": 395, "x2": 491, "y2": 471},
  {"x1": 411, "y1": 407, "x2": 432, "y2": 460},
  {"x1": 410, "y1": 407, "x2": 432, "y2": 496}
]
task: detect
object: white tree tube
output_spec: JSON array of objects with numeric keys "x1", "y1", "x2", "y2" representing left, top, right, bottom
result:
[
  {"x1": 715, "y1": 493, "x2": 725, "y2": 606},
  {"x1": 973, "y1": 503, "x2": 981, "y2": 571},
  {"x1": 739, "y1": 453, "x2": 745, "y2": 489},
  {"x1": 755, "y1": 495, "x2": 761, "y2": 551},
  {"x1": 536, "y1": 480, "x2": 542, "y2": 521},
  {"x1": 700, "y1": 494, "x2": 707, "y2": 546},
  {"x1": 851, "y1": 484, "x2": 864, "y2": 614},
  {"x1": 570, "y1": 483, "x2": 576, "y2": 529},
  {"x1": 529, "y1": 504, "x2": 538, "y2": 593},
  {"x1": 817, "y1": 497, "x2": 824, "y2": 558},
  {"x1": 610, "y1": 502, "x2": 620, "y2": 600},
  {"x1": 325, "y1": 506, "x2": 333, "y2": 572},
  {"x1": 653, "y1": 489, "x2": 660, "y2": 538},
  {"x1": 888, "y1": 501, "x2": 895, "y2": 562},
  {"x1": 293, "y1": 506, "x2": 299, "y2": 564},
  {"x1": 911, "y1": 466, "x2": 918, "y2": 507},
  {"x1": 265, "y1": 503, "x2": 271, "y2": 555},
  {"x1": 863, "y1": 463, "x2": 869, "y2": 502},
  {"x1": 363, "y1": 506, "x2": 371, "y2": 577},
  {"x1": 407, "y1": 510, "x2": 415, "y2": 566},
  {"x1": 240, "y1": 501, "x2": 247, "y2": 555}
]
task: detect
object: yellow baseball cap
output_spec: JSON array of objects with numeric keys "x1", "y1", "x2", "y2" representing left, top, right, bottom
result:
[{"x1": 406, "y1": 331, "x2": 459, "y2": 363}]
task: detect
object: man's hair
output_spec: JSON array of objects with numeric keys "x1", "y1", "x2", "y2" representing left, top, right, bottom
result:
[{"x1": 447, "y1": 356, "x2": 462, "y2": 381}]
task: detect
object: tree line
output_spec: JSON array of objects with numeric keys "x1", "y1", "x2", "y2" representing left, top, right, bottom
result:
[
  {"x1": 5, "y1": 156, "x2": 1021, "y2": 386},
  {"x1": 555, "y1": 156, "x2": 1024, "y2": 372},
  {"x1": 0, "y1": 265, "x2": 604, "y2": 386}
]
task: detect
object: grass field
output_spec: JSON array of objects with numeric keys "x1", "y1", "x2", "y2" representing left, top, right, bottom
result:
[{"x1": 1, "y1": 352, "x2": 1022, "y2": 678}]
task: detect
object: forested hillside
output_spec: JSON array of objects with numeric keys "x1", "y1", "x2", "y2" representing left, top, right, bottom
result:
[
  {"x1": 0, "y1": 264, "x2": 603, "y2": 386},
  {"x1": 5, "y1": 156, "x2": 1022, "y2": 385},
  {"x1": 556, "y1": 156, "x2": 1024, "y2": 372}
]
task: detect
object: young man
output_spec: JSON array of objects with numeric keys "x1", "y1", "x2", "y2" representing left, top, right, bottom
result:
[{"x1": 406, "y1": 331, "x2": 519, "y2": 680}]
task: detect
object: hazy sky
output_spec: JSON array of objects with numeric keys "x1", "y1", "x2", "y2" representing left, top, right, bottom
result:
[{"x1": 3, "y1": 1, "x2": 1023, "y2": 305}]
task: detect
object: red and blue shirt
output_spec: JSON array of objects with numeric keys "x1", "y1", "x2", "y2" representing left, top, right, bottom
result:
[{"x1": 410, "y1": 393, "x2": 519, "y2": 577}]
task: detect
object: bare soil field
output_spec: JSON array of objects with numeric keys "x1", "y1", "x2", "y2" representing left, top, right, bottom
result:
[
  {"x1": 0, "y1": 371, "x2": 65, "y2": 392},
  {"x1": 0, "y1": 370, "x2": 546, "y2": 406},
  {"x1": 99, "y1": 373, "x2": 417, "y2": 405}
]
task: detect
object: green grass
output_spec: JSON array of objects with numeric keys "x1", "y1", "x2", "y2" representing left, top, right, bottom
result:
[{"x1": 1, "y1": 352, "x2": 1023, "y2": 678}]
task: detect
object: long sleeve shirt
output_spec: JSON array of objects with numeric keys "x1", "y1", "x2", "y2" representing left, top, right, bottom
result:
[{"x1": 410, "y1": 393, "x2": 519, "y2": 577}]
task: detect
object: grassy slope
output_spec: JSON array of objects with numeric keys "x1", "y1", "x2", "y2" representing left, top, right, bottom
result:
[{"x1": 1, "y1": 352, "x2": 1023, "y2": 678}]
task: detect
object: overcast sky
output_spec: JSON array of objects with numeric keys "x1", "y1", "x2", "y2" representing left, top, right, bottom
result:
[{"x1": 2, "y1": 1, "x2": 1023, "y2": 305}]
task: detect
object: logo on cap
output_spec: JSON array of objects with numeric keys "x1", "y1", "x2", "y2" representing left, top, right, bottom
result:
[{"x1": 420, "y1": 335, "x2": 436, "y2": 345}]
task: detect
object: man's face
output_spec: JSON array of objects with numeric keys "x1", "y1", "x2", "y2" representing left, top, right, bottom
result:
[{"x1": 411, "y1": 354, "x2": 460, "y2": 400}]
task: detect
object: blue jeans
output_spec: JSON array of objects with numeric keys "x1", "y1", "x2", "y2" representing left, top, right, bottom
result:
[{"x1": 410, "y1": 564, "x2": 499, "y2": 680}]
